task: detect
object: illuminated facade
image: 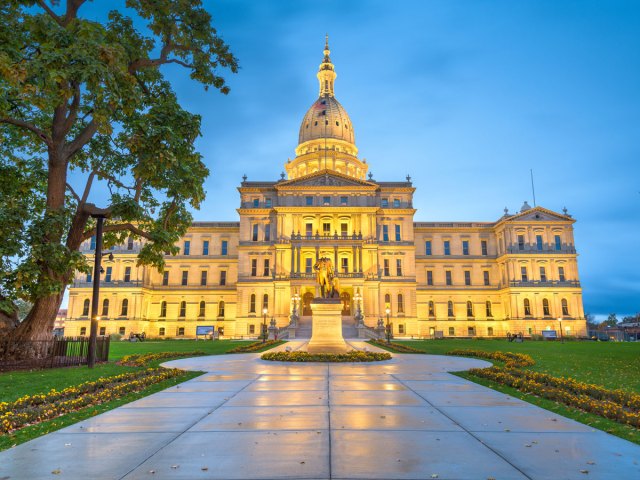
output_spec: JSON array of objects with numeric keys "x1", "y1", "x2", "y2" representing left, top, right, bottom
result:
[{"x1": 65, "y1": 40, "x2": 587, "y2": 339}]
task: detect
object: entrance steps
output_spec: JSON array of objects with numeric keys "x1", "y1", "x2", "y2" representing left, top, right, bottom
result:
[{"x1": 294, "y1": 316, "x2": 358, "y2": 339}]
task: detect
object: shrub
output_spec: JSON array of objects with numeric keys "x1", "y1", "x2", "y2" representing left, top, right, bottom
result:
[
  {"x1": 118, "y1": 351, "x2": 206, "y2": 367},
  {"x1": 261, "y1": 351, "x2": 391, "y2": 362},
  {"x1": 228, "y1": 340, "x2": 281, "y2": 353}
]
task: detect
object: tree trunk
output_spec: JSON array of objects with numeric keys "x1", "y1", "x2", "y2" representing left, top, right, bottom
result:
[
  {"x1": 0, "y1": 309, "x2": 19, "y2": 336},
  {"x1": 13, "y1": 291, "x2": 64, "y2": 341}
]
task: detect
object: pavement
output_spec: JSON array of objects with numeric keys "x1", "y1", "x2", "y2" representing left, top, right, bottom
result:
[{"x1": 1, "y1": 342, "x2": 639, "y2": 479}]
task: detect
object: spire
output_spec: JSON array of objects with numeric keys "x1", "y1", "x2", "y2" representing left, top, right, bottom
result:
[{"x1": 317, "y1": 35, "x2": 336, "y2": 96}]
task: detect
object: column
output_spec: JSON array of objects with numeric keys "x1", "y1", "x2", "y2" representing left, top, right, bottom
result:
[
  {"x1": 296, "y1": 247, "x2": 301, "y2": 274},
  {"x1": 352, "y1": 246, "x2": 356, "y2": 273},
  {"x1": 334, "y1": 246, "x2": 338, "y2": 274},
  {"x1": 290, "y1": 246, "x2": 295, "y2": 275},
  {"x1": 358, "y1": 247, "x2": 363, "y2": 273}
]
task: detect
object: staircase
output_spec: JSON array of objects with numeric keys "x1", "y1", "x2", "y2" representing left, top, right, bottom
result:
[
  {"x1": 295, "y1": 316, "x2": 313, "y2": 338},
  {"x1": 341, "y1": 317, "x2": 358, "y2": 339},
  {"x1": 293, "y1": 316, "x2": 358, "y2": 339}
]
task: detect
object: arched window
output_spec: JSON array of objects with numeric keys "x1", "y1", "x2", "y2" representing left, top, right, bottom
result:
[
  {"x1": 179, "y1": 301, "x2": 186, "y2": 317},
  {"x1": 249, "y1": 294, "x2": 256, "y2": 313},
  {"x1": 384, "y1": 293, "x2": 391, "y2": 309},
  {"x1": 101, "y1": 299, "x2": 109, "y2": 317},
  {"x1": 160, "y1": 301, "x2": 167, "y2": 317},
  {"x1": 561, "y1": 298, "x2": 569, "y2": 316},
  {"x1": 542, "y1": 298, "x2": 550, "y2": 316},
  {"x1": 199, "y1": 301, "x2": 205, "y2": 317},
  {"x1": 121, "y1": 299, "x2": 128, "y2": 316},
  {"x1": 82, "y1": 299, "x2": 90, "y2": 316},
  {"x1": 218, "y1": 301, "x2": 225, "y2": 318},
  {"x1": 397, "y1": 294, "x2": 404, "y2": 314},
  {"x1": 467, "y1": 301, "x2": 474, "y2": 317},
  {"x1": 524, "y1": 298, "x2": 531, "y2": 316},
  {"x1": 486, "y1": 301, "x2": 493, "y2": 317},
  {"x1": 447, "y1": 301, "x2": 454, "y2": 317},
  {"x1": 262, "y1": 294, "x2": 269, "y2": 312},
  {"x1": 487, "y1": 326, "x2": 494, "y2": 336},
  {"x1": 428, "y1": 301, "x2": 435, "y2": 317}
]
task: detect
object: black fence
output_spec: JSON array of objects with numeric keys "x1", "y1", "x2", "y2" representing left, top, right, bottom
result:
[{"x1": 0, "y1": 336, "x2": 110, "y2": 371}]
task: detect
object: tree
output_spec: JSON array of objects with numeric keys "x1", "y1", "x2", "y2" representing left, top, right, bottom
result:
[
  {"x1": 585, "y1": 312, "x2": 597, "y2": 330},
  {"x1": 599, "y1": 313, "x2": 619, "y2": 329},
  {"x1": 0, "y1": 1, "x2": 238, "y2": 352}
]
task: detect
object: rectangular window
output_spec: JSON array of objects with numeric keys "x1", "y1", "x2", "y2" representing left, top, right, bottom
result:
[
  {"x1": 382, "y1": 225, "x2": 389, "y2": 242},
  {"x1": 251, "y1": 259, "x2": 257, "y2": 277},
  {"x1": 383, "y1": 259, "x2": 390, "y2": 276},
  {"x1": 323, "y1": 222, "x2": 331, "y2": 235},
  {"x1": 119, "y1": 326, "x2": 126, "y2": 335},
  {"x1": 341, "y1": 223, "x2": 348, "y2": 236},
  {"x1": 306, "y1": 196, "x2": 313, "y2": 206},
  {"x1": 396, "y1": 259, "x2": 403, "y2": 276},
  {"x1": 305, "y1": 223, "x2": 313, "y2": 237},
  {"x1": 483, "y1": 271, "x2": 490, "y2": 286},
  {"x1": 99, "y1": 327, "x2": 106, "y2": 336},
  {"x1": 158, "y1": 327, "x2": 165, "y2": 336},
  {"x1": 536, "y1": 235, "x2": 543, "y2": 251},
  {"x1": 448, "y1": 327, "x2": 455, "y2": 336},
  {"x1": 305, "y1": 258, "x2": 313, "y2": 274},
  {"x1": 558, "y1": 266, "x2": 566, "y2": 282},
  {"x1": 220, "y1": 270, "x2": 227, "y2": 285},
  {"x1": 340, "y1": 196, "x2": 348, "y2": 205},
  {"x1": 264, "y1": 224, "x2": 271, "y2": 242},
  {"x1": 221, "y1": 240, "x2": 228, "y2": 255},
  {"x1": 124, "y1": 266, "x2": 131, "y2": 283},
  {"x1": 555, "y1": 235, "x2": 562, "y2": 251},
  {"x1": 393, "y1": 198, "x2": 400, "y2": 208},
  {"x1": 181, "y1": 271, "x2": 188, "y2": 286},
  {"x1": 395, "y1": 224, "x2": 401, "y2": 241},
  {"x1": 462, "y1": 240, "x2": 469, "y2": 255},
  {"x1": 323, "y1": 196, "x2": 331, "y2": 205},
  {"x1": 127, "y1": 237, "x2": 134, "y2": 250},
  {"x1": 444, "y1": 240, "x2": 451, "y2": 256},
  {"x1": 201, "y1": 270, "x2": 208, "y2": 286},
  {"x1": 86, "y1": 271, "x2": 92, "y2": 283},
  {"x1": 481, "y1": 240, "x2": 488, "y2": 256},
  {"x1": 464, "y1": 270, "x2": 471, "y2": 286},
  {"x1": 265, "y1": 198, "x2": 272, "y2": 208},
  {"x1": 445, "y1": 270, "x2": 452, "y2": 286},
  {"x1": 162, "y1": 271, "x2": 169, "y2": 286},
  {"x1": 90, "y1": 236, "x2": 96, "y2": 250},
  {"x1": 425, "y1": 240, "x2": 432, "y2": 255},
  {"x1": 249, "y1": 324, "x2": 255, "y2": 334},
  {"x1": 521, "y1": 266, "x2": 528, "y2": 282},
  {"x1": 518, "y1": 235, "x2": 525, "y2": 250},
  {"x1": 203, "y1": 240, "x2": 209, "y2": 255},
  {"x1": 540, "y1": 266, "x2": 547, "y2": 282},
  {"x1": 398, "y1": 324, "x2": 405, "y2": 333},
  {"x1": 183, "y1": 240, "x2": 190, "y2": 255},
  {"x1": 381, "y1": 198, "x2": 389, "y2": 208},
  {"x1": 263, "y1": 259, "x2": 270, "y2": 276},
  {"x1": 341, "y1": 257, "x2": 348, "y2": 274},
  {"x1": 426, "y1": 270, "x2": 433, "y2": 286},
  {"x1": 252, "y1": 198, "x2": 259, "y2": 207},
  {"x1": 177, "y1": 327, "x2": 184, "y2": 336},
  {"x1": 105, "y1": 266, "x2": 112, "y2": 283},
  {"x1": 468, "y1": 327, "x2": 476, "y2": 336},
  {"x1": 252, "y1": 224, "x2": 259, "y2": 241}
]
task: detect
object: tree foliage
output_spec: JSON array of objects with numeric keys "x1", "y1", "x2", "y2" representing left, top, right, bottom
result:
[{"x1": 0, "y1": 0, "x2": 237, "y2": 338}]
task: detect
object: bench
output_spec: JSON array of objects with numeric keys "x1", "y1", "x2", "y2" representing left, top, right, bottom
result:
[{"x1": 129, "y1": 332, "x2": 146, "y2": 342}]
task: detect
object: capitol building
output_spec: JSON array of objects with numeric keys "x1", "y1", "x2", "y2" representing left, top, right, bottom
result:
[{"x1": 65, "y1": 40, "x2": 587, "y2": 340}]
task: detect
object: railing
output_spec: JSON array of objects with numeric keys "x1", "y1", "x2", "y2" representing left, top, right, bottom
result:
[
  {"x1": 358, "y1": 324, "x2": 382, "y2": 340},
  {"x1": 0, "y1": 336, "x2": 110, "y2": 371},
  {"x1": 510, "y1": 280, "x2": 581, "y2": 287},
  {"x1": 506, "y1": 246, "x2": 577, "y2": 254},
  {"x1": 73, "y1": 280, "x2": 143, "y2": 288},
  {"x1": 291, "y1": 233, "x2": 364, "y2": 241},
  {"x1": 289, "y1": 272, "x2": 364, "y2": 279}
]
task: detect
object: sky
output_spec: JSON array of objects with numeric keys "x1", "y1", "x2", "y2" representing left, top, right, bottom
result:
[{"x1": 72, "y1": 0, "x2": 640, "y2": 319}]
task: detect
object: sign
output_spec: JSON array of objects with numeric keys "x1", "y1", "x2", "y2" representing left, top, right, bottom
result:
[
  {"x1": 196, "y1": 326, "x2": 214, "y2": 336},
  {"x1": 542, "y1": 330, "x2": 557, "y2": 339}
]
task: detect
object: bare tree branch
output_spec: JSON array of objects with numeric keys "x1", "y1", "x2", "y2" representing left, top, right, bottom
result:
[
  {"x1": 35, "y1": 1, "x2": 64, "y2": 27},
  {"x1": 80, "y1": 171, "x2": 95, "y2": 205},
  {"x1": 66, "y1": 182, "x2": 80, "y2": 203},
  {"x1": 62, "y1": 82, "x2": 81, "y2": 135},
  {"x1": 64, "y1": 118, "x2": 98, "y2": 158},
  {"x1": 82, "y1": 222, "x2": 151, "y2": 241},
  {"x1": 0, "y1": 117, "x2": 52, "y2": 147}
]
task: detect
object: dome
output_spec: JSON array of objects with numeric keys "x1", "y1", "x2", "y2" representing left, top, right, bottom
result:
[{"x1": 298, "y1": 95, "x2": 355, "y2": 145}]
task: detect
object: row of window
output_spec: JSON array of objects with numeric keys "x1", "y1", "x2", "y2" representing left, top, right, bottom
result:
[
  {"x1": 520, "y1": 266, "x2": 567, "y2": 282},
  {"x1": 158, "y1": 300, "x2": 225, "y2": 318},
  {"x1": 89, "y1": 236, "x2": 136, "y2": 251},
  {"x1": 382, "y1": 259, "x2": 404, "y2": 276},
  {"x1": 425, "y1": 269, "x2": 491, "y2": 286},
  {"x1": 181, "y1": 240, "x2": 229, "y2": 256},
  {"x1": 86, "y1": 266, "x2": 133, "y2": 284},
  {"x1": 523, "y1": 298, "x2": 570, "y2": 317},
  {"x1": 384, "y1": 293, "x2": 405, "y2": 314},
  {"x1": 82, "y1": 298, "x2": 129, "y2": 317},
  {"x1": 425, "y1": 239, "x2": 489, "y2": 256},
  {"x1": 382, "y1": 225, "x2": 402, "y2": 242},
  {"x1": 247, "y1": 196, "x2": 406, "y2": 208},
  {"x1": 161, "y1": 270, "x2": 228, "y2": 286},
  {"x1": 516, "y1": 234, "x2": 564, "y2": 251},
  {"x1": 426, "y1": 300, "x2": 493, "y2": 318}
]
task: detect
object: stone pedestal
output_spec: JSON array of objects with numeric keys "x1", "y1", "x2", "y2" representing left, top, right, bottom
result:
[{"x1": 307, "y1": 298, "x2": 349, "y2": 354}]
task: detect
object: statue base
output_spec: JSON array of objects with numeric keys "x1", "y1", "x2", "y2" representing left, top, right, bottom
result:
[{"x1": 307, "y1": 298, "x2": 349, "y2": 354}]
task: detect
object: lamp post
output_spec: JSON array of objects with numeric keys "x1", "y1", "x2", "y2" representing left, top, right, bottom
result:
[
  {"x1": 558, "y1": 317, "x2": 564, "y2": 343},
  {"x1": 87, "y1": 215, "x2": 106, "y2": 369},
  {"x1": 385, "y1": 307, "x2": 391, "y2": 344},
  {"x1": 262, "y1": 307, "x2": 268, "y2": 343}
]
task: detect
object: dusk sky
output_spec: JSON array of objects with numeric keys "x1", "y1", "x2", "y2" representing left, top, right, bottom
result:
[{"x1": 74, "y1": 1, "x2": 640, "y2": 319}]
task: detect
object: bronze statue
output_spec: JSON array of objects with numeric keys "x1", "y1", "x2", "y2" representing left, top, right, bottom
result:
[{"x1": 313, "y1": 257, "x2": 339, "y2": 298}]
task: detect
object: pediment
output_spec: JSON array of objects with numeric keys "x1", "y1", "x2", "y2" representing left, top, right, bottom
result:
[
  {"x1": 505, "y1": 207, "x2": 573, "y2": 223},
  {"x1": 278, "y1": 169, "x2": 375, "y2": 188}
]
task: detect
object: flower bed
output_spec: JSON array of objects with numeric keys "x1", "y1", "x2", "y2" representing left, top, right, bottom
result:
[
  {"x1": 446, "y1": 349, "x2": 535, "y2": 368},
  {"x1": 261, "y1": 351, "x2": 391, "y2": 362},
  {"x1": 118, "y1": 351, "x2": 206, "y2": 367},
  {"x1": 228, "y1": 340, "x2": 281, "y2": 353},
  {"x1": 0, "y1": 368, "x2": 185, "y2": 434},
  {"x1": 369, "y1": 339, "x2": 426, "y2": 353}
]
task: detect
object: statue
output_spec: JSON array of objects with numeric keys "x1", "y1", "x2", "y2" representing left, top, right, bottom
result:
[{"x1": 313, "y1": 257, "x2": 340, "y2": 298}]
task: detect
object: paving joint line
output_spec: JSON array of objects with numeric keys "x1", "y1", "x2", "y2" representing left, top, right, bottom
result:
[{"x1": 327, "y1": 363, "x2": 333, "y2": 480}]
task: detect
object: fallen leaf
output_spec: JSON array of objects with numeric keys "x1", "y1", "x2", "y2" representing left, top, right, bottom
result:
[
  {"x1": 580, "y1": 470, "x2": 589, "y2": 474},
  {"x1": 201, "y1": 467, "x2": 208, "y2": 471},
  {"x1": 51, "y1": 470, "x2": 61, "y2": 475}
]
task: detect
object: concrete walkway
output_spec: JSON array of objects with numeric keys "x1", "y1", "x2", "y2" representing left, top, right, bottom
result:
[{"x1": 1, "y1": 351, "x2": 639, "y2": 479}]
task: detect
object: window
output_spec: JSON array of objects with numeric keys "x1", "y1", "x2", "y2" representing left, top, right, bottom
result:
[
  {"x1": 395, "y1": 224, "x2": 401, "y2": 241},
  {"x1": 539, "y1": 266, "x2": 547, "y2": 282},
  {"x1": 101, "y1": 299, "x2": 109, "y2": 316},
  {"x1": 253, "y1": 198, "x2": 259, "y2": 207},
  {"x1": 249, "y1": 294, "x2": 256, "y2": 313},
  {"x1": 543, "y1": 298, "x2": 550, "y2": 316},
  {"x1": 252, "y1": 224, "x2": 259, "y2": 241},
  {"x1": 562, "y1": 298, "x2": 569, "y2": 316},
  {"x1": 121, "y1": 299, "x2": 128, "y2": 316},
  {"x1": 481, "y1": 240, "x2": 488, "y2": 256},
  {"x1": 249, "y1": 324, "x2": 255, "y2": 334},
  {"x1": 262, "y1": 294, "x2": 269, "y2": 311},
  {"x1": 536, "y1": 235, "x2": 543, "y2": 251},
  {"x1": 382, "y1": 225, "x2": 389, "y2": 242},
  {"x1": 524, "y1": 298, "x2": 531, "y2": 316},
  {"x1": 558, "y1": 266, "x2": 566, "y2": 282},
  {"x1": 323, "y1": 222, "x2": 331, "y2": 235},
  {"x1": 80, "y1": 327, "x2": 87, "y2": 336},
  {"x1": 90, "y1": 236, "x2": 96, "y2": 250},
  {"x1": 264, "y1": 224, "x2": 271, "y2": 242},
  {"x1": 447, "y1": 301, "x2": 454, "y2": 317},
  {"x1": 124, "y1": 266, "x2": 131, "y2": 282},
  {"x1": 381, "y1": 198, "x2": 389, "y2": 208},
  {"x1": 445, "y1": 270, "x2": 452, "y2": 286},
  {"x1": 305, "y1": 223, "x2": 313, "y2": 236},
  {"x1": 306, "y1": 196, "x2": 313, "y2": 206},
  {"x1": 251, "y1": 259, "x2": 257, "y2": 277},
  {"x1": 518, "y1": 234, "x2": 525, "y2": 250},
  {"x1": 305, "y1": 258, "x2": 313, "y2": 274},
  {"x1": 468, "y1": 326, "x2": 475, "y2": 336},
  {"x1": 159, "y1": 327, "x2": 165, "y2": 336},
  {"x1": 184, "y1": 240, "x2": 191, "y2": 255},
  {"x1": 265, "y1": 198, "x2": 272, "y2": 208},
  {"x1": 199, "y1": 301, "x2": 205, "y2": 317},
  {"x1": 425, "y1": 240, "x2": 432, "y2": 255},
  {"x1": 384, "y1": 293, "x2": 391, "y2": 308},
  {"x1": 323, "y1": 196, "x2": 331, "y2": 205},
  {"x1": 341, "y1": 257, "x2": 348, "y2": 274},
  {"x1": 521, "y1": 266, "x2": 528, "y2": 282},
  {"x1": 179, "y1": 301, "x2": 186, "y2": 317},
  {"x1": 263, "y1": 259, "x2": 270, "y2": 276},
  {"x1": 486, "y1": 301, "x2": 493, "y2": 317},
  {"x1": 87, "y1": 271, "x2": 92, "y2": 283},
  {"x1": 448, "y1": 327, "x2": 454, "y2": 336},
  {"x1": 181, "y1": 271, "x2": 188, "y2": 286},
  {"x1": 341, "y1": 223, "x2": 348, "y2": 236},
  {"x1": 201, "y1": 270, "x2": 208, "y2": 286},
  {"x1": 127, "y1": 237, "x2": 134, "y2": 250},
  {"x1": 340, "y1": 196, "x2": 348, "y2": 205},
  {"x1": 220, "y1": 271, "x2": 227, "y2": 286},
  {"x1": 383, "y1": 259, "x2": 390, "y2": 276},
  {"x1": 397, "y1": 294, "x2": 404, "y2": 314},
  {"x1": 162, "y1": 271, "x2": 169, "y2": 286},
  {"x1": 105, "y1": 266, "x2": 112, "y2": 283},
  {"x1": 218, "y1": 301, "x2": 225, "y2": 317},
  {"x1": 160, "y1": 301, "x2": 167, "y2": 318},
  {"x1": 487, "y1": 326, "x2": 494, "y2": 336},
  {"x1": 444, "y1": 240, "x2": 451, "y2": 255},
  {"x1": 99, "y1": 327, "x2": 106, "y2": 336},
  {"x1": 203, "y1": 240, "x2": 209, "y2": 255},
  {"x1": 464, "y1": 270, "x2": 471, "y2": 286},
  {"x1": 177, "y1": 327, "x2": 184, "y2": 336},
  {"x1": 426, "y1": 270, "x2": 433, "y2": 286},
  {"x1": 467, "y1": 301, "x2": 474, "y2": 317},
  {"x1": 82, "y1": 299, "x2": 90, "y2": 316},
  {"x1": 396, "y1": 259, "x2": 403, "y2": 276},
  {"x1": 221, "y1": 240, "x2": 228, "y2": 256},
  {"x1": 462, "y1": 240, "x2": 469, "y2": 255},
  {"x1": 483, "y1": 271, "x2": 490, "y2": 286},
  {"x1": 428, "y1": 301, "x2": 435, "y2": 317},
  {"x1": 393, "y1": 198, "x2": 400, "y2": 208},
  {"x1": 555, "y1": 235, "x2": 562, "y2": 251},
  {"x1": 119, "y1": 326, "x2": 126, "y2": 335}
]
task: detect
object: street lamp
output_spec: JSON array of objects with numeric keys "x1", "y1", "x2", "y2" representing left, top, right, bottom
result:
[
  {"x1": 385, "y1": 307, "x2": 391, "y2": 344},
  {"x1": 88, "y1": 215, "x2": 106, "y2": 369},
  {"x1": 558, "y1": 317, "x2": 564, "y2": 343},
  {"x1": 262, "y1": 307, "x2": 268, "y2": 343}
]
